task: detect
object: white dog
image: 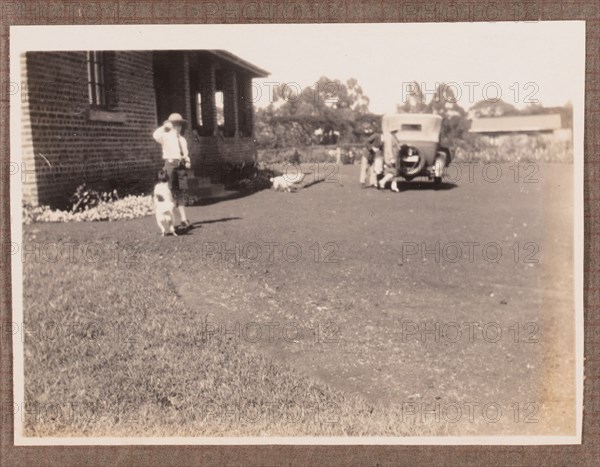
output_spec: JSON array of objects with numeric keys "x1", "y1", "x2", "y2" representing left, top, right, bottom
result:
[
  {"x1": 270, "y1": 169, "x2": 305, "y2": 192},
  {"x1": 154, "y1": 170, "x2": 177, "y2": 236},
  {"x1": 270, "y1": 175, "x2": 293, "y2": 192}
]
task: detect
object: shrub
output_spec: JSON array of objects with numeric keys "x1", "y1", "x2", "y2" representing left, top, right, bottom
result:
[
  {"x1": 229, "y1": 169, "x2": 274, "y2": 192},
  {"x1": 69, "y1": 183, "x2": 119, "y2": 213},
  {"x1": 453, "y1": 134, "x2": 573, "y2": 163},
  {"x1": 258, "y1": 145, "x2": 364, "y2": 168},
  {"x1": 259, "y1": 137, "x2": 573, "y2": 166},
  {"x1": 289, "y1": 149, "x2": 302, "y2": 164}
]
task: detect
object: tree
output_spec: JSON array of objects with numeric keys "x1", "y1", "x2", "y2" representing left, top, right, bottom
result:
[
  {"x1": 467, "y1": 98, "x2": 519, "y2": 118},
  {"x1": 346, "y1": 78, "x2": 370, "y2": 114},
  {"x1": 254, "y1": 76, "x2": 377, "y2": 148},
  {"x1": 397, "y1": 81, "x2": 428, "y2": 114},
  {"x1": 269, "y1": 76, "x2": 371, "y2": 116},
  {"x1": 426, "y1": 83, "x2": 470, "y2": 148},
  {"x1": 519, "y1": 102, "x2": 545, "y2": 115},
  {"x1": 561, "y1": 101, "x2": 573, "y2": 128}
]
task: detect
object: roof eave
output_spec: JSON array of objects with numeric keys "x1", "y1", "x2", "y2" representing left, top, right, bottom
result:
[{"x1": 209, "y1": 50, "x2": 270, "y2": 78}]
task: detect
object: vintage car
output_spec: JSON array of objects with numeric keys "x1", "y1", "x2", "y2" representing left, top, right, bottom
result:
[{"x1": 382, "y1": 113, "x2": 452, "y2": 183}]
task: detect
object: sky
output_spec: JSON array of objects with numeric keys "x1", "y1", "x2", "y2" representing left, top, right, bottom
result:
[
  {"x1": 12, "y1": 22, "x2": 585, "y2": 115},
  {"x1": 221, "y1": 22, "x2": 583, "y2": 114}
]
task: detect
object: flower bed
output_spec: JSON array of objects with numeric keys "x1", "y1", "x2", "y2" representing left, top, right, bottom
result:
[{"x1": 23, "y1": 195, "x2": 154, "y2": 224}]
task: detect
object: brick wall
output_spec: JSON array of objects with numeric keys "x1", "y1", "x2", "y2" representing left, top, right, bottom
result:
[{"x1": 21, "y1": 51, "x2": 160, "y2": 207}]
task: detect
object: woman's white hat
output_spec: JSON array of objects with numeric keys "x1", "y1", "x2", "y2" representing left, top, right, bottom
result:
[{"x1": 166, "y1": 113, "x2": 187, "y2": 124}]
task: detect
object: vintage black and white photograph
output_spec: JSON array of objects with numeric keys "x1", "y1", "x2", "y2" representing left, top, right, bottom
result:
[{"x1": 10, "y1": 22, "x2": 584, "y2": 444}]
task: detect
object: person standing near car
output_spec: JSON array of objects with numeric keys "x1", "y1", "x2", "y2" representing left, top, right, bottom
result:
[
  {"x1": 359, "y1": 147, "x2": 374, "y2": 188},
  {"x1": 347, "y1": 148, "x2": 355, "y2": 165},
  {"x1": 153, "y1": 112, "x2": 191, "y2": 228},
  {"x1": 360, "y1": 131, "x2": 383, "y2": 188},
  {"x1": 335, "y1": 146, "x2": 342, "y2": 165}
]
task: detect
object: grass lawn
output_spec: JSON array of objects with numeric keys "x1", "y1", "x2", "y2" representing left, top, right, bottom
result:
[{"x1": 20, "y1": 163, "x2": 575, "y2": 437}]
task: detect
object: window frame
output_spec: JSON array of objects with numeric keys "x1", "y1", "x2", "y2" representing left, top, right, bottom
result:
[{"x1": 87, "y1": 51, "x2": 107, "y2": 108}]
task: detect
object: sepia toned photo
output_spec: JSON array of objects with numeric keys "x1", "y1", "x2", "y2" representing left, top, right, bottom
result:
[{"x1": 9, "y1": 21, "x2": 584, "y2": 445}]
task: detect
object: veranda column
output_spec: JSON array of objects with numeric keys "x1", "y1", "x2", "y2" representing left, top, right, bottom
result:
[
  {"x1": 199, "y1": 60, "x2": 218, "y2": 136},
  {"x1": 223, "y1": 68, "x2": 239, "y2": 137}
]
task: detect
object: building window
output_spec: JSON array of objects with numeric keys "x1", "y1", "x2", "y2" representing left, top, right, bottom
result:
[{"x1": 87, "y1": 51, "x2": 107, "y2": 107}]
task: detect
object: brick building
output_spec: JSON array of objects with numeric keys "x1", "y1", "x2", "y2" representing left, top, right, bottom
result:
[{"x1": 20, "y1": 50, "x2": 269, "y2": 207}]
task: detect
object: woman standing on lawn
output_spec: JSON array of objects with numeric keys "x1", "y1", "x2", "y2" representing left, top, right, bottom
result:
[{"x1": 153, "y1": 113, "x2": 191, "y2": 229}]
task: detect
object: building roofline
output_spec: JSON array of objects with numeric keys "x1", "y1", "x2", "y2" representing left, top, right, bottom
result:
[
  {"x1": 469, "y1": 114, "x2": 562, "y2": 133},
  {"x1": 208, "y1": 50, "x2": 270, "y2": 78}
]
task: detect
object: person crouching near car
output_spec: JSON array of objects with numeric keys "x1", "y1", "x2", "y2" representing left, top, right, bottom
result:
[
  {"x1": 153, "y1": 113, "x2": 191, "y2": 229},
  {"x1": 359, "y1": 147, "x2": 375, "y2": 188},
  {"x1": 378, "y1": 159, "x2": 400, "y2": 192}
]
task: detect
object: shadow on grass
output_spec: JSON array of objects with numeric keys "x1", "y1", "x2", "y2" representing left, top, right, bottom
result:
[
  {"x1": 173, "y1": 217, "x2": 241, "y2": 235},
  {"x1": 297, "y1": 177, "x2": 326, "y2": 190},
  {"x1": 394, "y1": 181, "x2": 458, "y2": 191},
  {"x1": 278, "y1": 176, "x2": 327, "y2": 192},
  {"x1": 186, "y1": 188, "x2": 269, "y2": 207},
  {"x1": 184, "y1": 167, "x2": 330, "y2": 204},
  {"x1": 192, "y1": 217, "x2": 241, "y2": 226}
]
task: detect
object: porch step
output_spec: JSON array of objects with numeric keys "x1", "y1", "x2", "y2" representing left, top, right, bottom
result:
[{"x1": 178, "y1": 173, "x2": 229, "y2": 203}]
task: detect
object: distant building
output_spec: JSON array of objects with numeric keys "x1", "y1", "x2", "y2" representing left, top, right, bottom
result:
[
  {"x1": 469, "y1": 114, "x2": 571, "y2": 145},
  {"x1": 20, "y1": 50, "x2": 269, "y2": 206}
]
